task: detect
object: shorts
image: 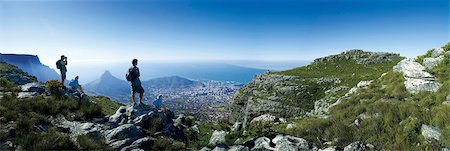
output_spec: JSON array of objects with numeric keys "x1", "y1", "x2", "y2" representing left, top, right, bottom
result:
[{"x1": 132, "y1": 85, "x2": 144, "y2": 94}]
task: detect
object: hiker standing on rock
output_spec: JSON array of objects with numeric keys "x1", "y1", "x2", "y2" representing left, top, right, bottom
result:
[
  {"x1": 56, "y1": 55, "x2": 68, "y2": 83},
  {"x1": 126, "y1": 59, "x2": 145, "y2": 106}
]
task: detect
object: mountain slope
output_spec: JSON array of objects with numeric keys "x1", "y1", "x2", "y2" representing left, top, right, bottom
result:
[
  {"x1": 230, "y1": 50, "x2": 404, "y2": 128},
  {"x1": 84, "y1": 70, "x2": 130, "y2": 101},
  {"x1": 0, "y1": 53, "x2": 59, "y2": 82}
]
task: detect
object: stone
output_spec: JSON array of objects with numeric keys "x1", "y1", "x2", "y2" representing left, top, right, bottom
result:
[
  {"x1": 252, "y1": 137, "x2": 274, "y2": 150},
  {"x1": 110, "y1": 138, "x2": 136, "y2": 150},
  {"x1": 231, "y1": 122, "x2": 242, "y2": 132},
  {"x1": 421, "y1": 124, "x2": 442, "y2": 141},
  {"x1": 431, "y1": 48, "x2": 444, "y2": 58},
  {"x1": 250, "y1": 114, "x2": 276, "y2": 124},
  {"x1": 120, "y1": 137, "x2": 156, "y2": 151},
  {"x1": 208, "y1": 130, "x2": 227, "y2": 146},
  {"x1": 393, "y1": 58, "x2": 441, "y2": 94},
  {"x1": 286, "y1": 123, "x2": 296, "y2": 130},
  {"x1": 229, "y1": 145, "x2": 249, "y2": 151},
  {"x1": 200, "y1": 147, "x2": 212, "y2": 151},
  {"x1": 447, "y1": 95, "x2": 450, "y2": 101},
  {"x1": 272, "y1": 134, "x2": 310, "y2": 151},
  {"x1": 356, "y1": 80, "x2": 372, "y2": 88},
  {"x1": 191, "y1": 125, "x2": 200, "y2": 134},
  {"x1": 17, "y1": 92, "x2": 37, "y2": 99},
  {"x1": 133, "y1": 111, "x2": 156, "y2": 128},
  {"x1": 423, "y1": 56, "x2": 444, "y2": 69},
  {"x1": 105, "y1": 124, "x2": 143, "y2": 144},
  {"x1": 320, "y1": 146, "x2": 338, "y2": 151},
  {"x1": 212, "y1": 146, "x2": 228, "y2": 151},
  {"x1": 344, "y1": 141, "x2": 367, "y2": 151},
  {"x1": 54, "y1": 117, "x2": 102, "y2": 138}
]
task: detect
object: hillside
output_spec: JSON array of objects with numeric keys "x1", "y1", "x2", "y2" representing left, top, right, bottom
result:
[
  {"x1": 230, "y1": 50, "x2": 404, "y2": 129},
  {"x1": 218, "y1": 44, "x2": 450, "y2": 150},
  {"x1": 0, "y1": 53, "x2": 59, "y2": 82}
]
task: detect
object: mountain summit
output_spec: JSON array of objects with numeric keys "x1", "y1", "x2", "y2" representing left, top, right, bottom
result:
[{"x1": 84, "y1": 70, "x2": 130, "y2": 101}]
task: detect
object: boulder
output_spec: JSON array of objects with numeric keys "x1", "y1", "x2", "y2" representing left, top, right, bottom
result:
[
  {"x1": 212, "y1": 145, "x2": 228, "y2": 151},
  {"x1": 250, "y1": 114, "x2": 276, "y2": 124},
  {"x1": 109, "y1": 106, "x2": 128, "y2": 125},
  {"x1": 120, "y1": 137, "x2": 156, "y2": 151},
  {"x1": 286, "y1": 123, "x2": 296, "y2": 130},
  {"x1": 208, "y1": 130, "x2": 227, "y2": 147},
  {"x1": 191, "y1": 125, "x2": 200, "y2": 134},
  {"x1": 105, "y1": 124, "x2": 143, "y2": 144},
  {"x1": 320, "y1": 146, "x2": 338, "y2": 151},
  {"x1": 423, "y1": 56, "x2": 444, "y2": 69},
  {"x1": 17, "y1": 92, "x2": 37, "y2": 99},
  {"x1": 20, "y1": 82, "x2": 45, "y2": 93},
  {"x1": 133, "y1": 111, "x2": 156, "y2": 128},
  {"x1": 229, "y1": 145, "x2": 249, "y2": 151},
  {"x1": 231, "y1": 122, "x2": 242, "y2": 132},
  {"x1": 393, "y1": 58, "x2": 441, "y2": 94},
  {"x1": 344, "y1": 141, "x2": 367, "y2": 151},
  {"x1": 431, "y1": 48, "x2": 444, "y2": 58},
  {"x1": 272, "y1": 134, "x2": 310, "y2": 151},
  {"x1": 200, "y1": 147, "x2": 212, "y2": 151},
  {"x1": 252, "y1": 137, "x2": 274, "y2": 150},
  {"x1": 54, "y1": 117, "x2": 102, "y2": 138},
  {"x1": 421, "y1": 124, "x2": 442, "y2": 141},
  {"x1": 110, "y1": 138, "x2": 136, "y2": 150}
]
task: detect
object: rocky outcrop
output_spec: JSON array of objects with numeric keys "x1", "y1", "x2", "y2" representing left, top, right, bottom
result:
[
  {"x1": 421, "y1": 124, "x2": 442, "y2": 142},
  {"x1": 393, "y1": 58, "x2": 441, "y2": 94},
  {"x1": 314, "y1": 49, "x2": 400, "y2": 64},
  {"x1": 230, "y1": 74, "x2": 307, "y2": 129}
]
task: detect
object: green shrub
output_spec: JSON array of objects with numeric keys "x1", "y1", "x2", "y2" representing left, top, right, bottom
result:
[
  {"x1": 45, "y1": 80, "x2": 64, "y2": 98},
  {"x1": 77, "y1": 134, "x2": 111, "y2": 150},
  {"x1": 17, "y1": 130, "x2": 77, "y2": 150},
  {"x1": 442, "y1": 42, "x2": 450, "y2": 51},
  {"x1": 0, "y1": 78, "x2": 19, "y2": 92},
  {"x1": 153, "y1": 138, "x2": 186, "y2": 151}
]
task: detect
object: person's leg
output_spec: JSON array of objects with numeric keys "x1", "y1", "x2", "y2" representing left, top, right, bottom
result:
[
  {"x1": 78, "y1": 85, "x2": 83, "y2": 93},
  {"x1": 131, "y1": 92, "x2": 136, "y2": 104},
  {"x1": 60, "y1": 71, "x2": 64, "y2": 83},
  {"x1": 139, "y1": 92, "x2": 143, "y2": 105},
  {"x1": 62, "y1": 72, "x2": 66, "y2": 83}
]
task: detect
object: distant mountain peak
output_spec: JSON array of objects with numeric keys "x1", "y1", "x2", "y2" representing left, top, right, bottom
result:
[{"x1": 101, "y1": 70, "x2": 113, "y2": 78}]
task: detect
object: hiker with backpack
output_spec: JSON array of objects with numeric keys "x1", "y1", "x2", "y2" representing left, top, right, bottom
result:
[
  {"x1": 56, "y1": 55, "x2": 68, "y2": 83},
  {"x1": 126, "y1": 59, "x2": 145, "y2": 106}
]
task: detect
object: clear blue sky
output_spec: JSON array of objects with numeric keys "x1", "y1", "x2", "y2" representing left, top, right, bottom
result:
[{"x1": 0, "y1": 0, "x2": 449, "y2": 67}]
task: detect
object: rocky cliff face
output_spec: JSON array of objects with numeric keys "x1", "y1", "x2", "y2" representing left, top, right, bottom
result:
[
  {"x1": 0, "y1": 53, "x2": 59, "y2": 82},
  {"x1": 230, "y1": 50, "x2": 403, "y2": 129}
]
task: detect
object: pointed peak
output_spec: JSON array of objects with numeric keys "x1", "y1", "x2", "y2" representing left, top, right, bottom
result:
[{"x1": 101, "y1": 70, "x2": 113, "y2": 78}]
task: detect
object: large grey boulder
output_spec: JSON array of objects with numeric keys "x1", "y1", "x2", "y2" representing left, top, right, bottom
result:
[
  {"x1": 54, "y1": 117, "x2": 102, "y2": 138},
  {"x1": 343, "y1": 141, "x2": 367, "y2": 151},
  {"x1": 393, "y1": 58, "x2": 441, "y2": 94},
  {"x1": 252, "y1": 137, "x2": 275, "y2": 150},
  {"x1": 421, "y1": 124, "x2": 442, "y2": 141},
  {"x1": 120, "y1": 137, "x2": 156, "y2": 151},
  {"x1": 20, "y1": 82, "x2": 45, "y2": 93},
  {"x1": 132, "y1": 111, "x2": 157, "y2": 128},
  {"x1": 423, "y1": 56, "x2": 444, "y2": 69},
  {"x1": 208, "y1": 130, "x2": 228, "y2": 147},
  {"x1": 105, "y1": 124, "x2": 143, "y2": 144},
  {"x1": 272, "y1": 134, "x2": 310, "y2": 151}
]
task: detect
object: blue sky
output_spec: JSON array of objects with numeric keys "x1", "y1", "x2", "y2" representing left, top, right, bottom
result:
[{"x1": 0, "y1": 0, "x2": 449, "y2": 67}]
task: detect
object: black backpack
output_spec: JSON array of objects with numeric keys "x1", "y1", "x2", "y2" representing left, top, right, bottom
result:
[
  {"x1": 126, "y1": 67, "x2": 136, "y2": 81},
  {"x1": 56, "y1": 60, "x2": 62, "y2": 69}
]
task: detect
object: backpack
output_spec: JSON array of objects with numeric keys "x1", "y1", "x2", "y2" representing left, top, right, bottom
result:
[
  {"x1": 126, "y1": 67, "x2": 136, "y2": 81},
  {"x1": 56, "y1": 60, "x2": 62, "y2": 69}
]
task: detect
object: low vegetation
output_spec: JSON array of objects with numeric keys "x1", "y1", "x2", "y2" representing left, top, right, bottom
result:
[
  {"x1": 274, "y1": 49, "x2": 449, "y2": 149},
  {"x1": 0, "y1": 78, "x2": 107, "y2": 150}
]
